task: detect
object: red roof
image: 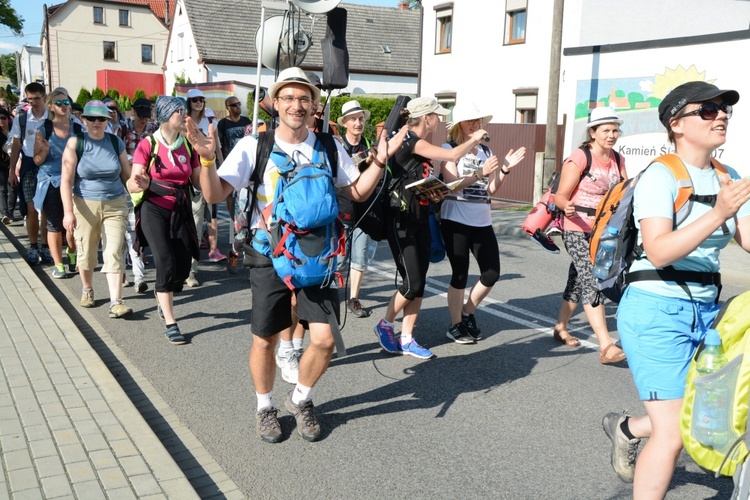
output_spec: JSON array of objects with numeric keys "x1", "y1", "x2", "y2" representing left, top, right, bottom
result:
[{"x1": 112, "y1": 0, "x2": 175, "y2": 23}]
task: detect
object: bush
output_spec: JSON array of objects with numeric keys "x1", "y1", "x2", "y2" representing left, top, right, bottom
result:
[
  {"x1": 246, "y1": 93, "x2": 271, "y2": 123},
  {"x1": 118, "y1": 95, "x2": 132, "y2": 111},
  {"x1": 91, "y1": 87, "x2": 106, "y2": 101},
  {"x1": 133, "y1": 89, "x2": 147, "y2": 101},
  {"x1": 149, "y1": 93, "x2": 160, "y2": 102},
  {"x1": 328, "y1": 96, "x2": 397, "y2": 143},
  {"x1": 75, "y1": 88, "x2": 92, "y2": 107},
  {"x1": 106, "y1": 88, "x2": 120, "y2": 100}
]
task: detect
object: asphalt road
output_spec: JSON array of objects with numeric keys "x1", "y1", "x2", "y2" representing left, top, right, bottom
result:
[{"x1": 8, "y1": 209, "x2": 746, "y2": 499}]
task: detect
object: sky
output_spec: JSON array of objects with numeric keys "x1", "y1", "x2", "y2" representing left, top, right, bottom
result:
[{"x1": 0, "y1": 0, "x2": 401, "y2": 55}]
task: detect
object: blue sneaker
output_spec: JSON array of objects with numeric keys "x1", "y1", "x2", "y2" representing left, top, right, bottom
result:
[
  {"x1": 400, "y1": 338, "x2": 433, "y2": 359},
  {"x1": 374, "y1": 319, "x2": 400, "y2": 354},
  {"x1": 26, "y1": 246, "x2": 40, "y2": 265}
]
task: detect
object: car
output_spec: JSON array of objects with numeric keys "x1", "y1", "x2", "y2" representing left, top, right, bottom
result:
[{"x1": 10, "y1": 86, "x2": 19, "y2": 95}]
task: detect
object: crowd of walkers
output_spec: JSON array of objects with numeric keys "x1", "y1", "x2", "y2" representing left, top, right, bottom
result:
[{"x1": 3, "y1": 74, "x2": 750, "y2": 499}]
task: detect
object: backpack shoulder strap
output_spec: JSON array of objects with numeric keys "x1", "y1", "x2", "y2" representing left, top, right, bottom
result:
[
  {"x1": 580, "y1": 146, "x2": 593, "y2": 179},
  {"x1": 43, "y1": 119, "x2": 53, "y2": 140},
  {"x1": 147, "y1": 135, "x2": 158, "y2": 174},
  {"x1": 710, "y1": 158, "x2": 728, "y2": 176},
  {"x1": 106, "y1": 132, "x2": 120, "y2": 156},
  {"x1": 18, "y1": 111, "x2": 27, "y2": 140},
  {"x1": 650, "y1": 153, "x2": 693, "y2": 224},
  {"x1": 248, "y1": 130, "x2": 276, "y2": 222},
  {"x1": 75, "y1": 132, "x2": 85, "y2": 162},
  {"x1": 315, "y1": 131, "x2": 339, "y2": 178},
  {"x1": 72, "y1": 121, "x2": 83, "y2": 136}
]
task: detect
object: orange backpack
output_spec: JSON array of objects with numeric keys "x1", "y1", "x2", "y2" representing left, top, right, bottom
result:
[{"x1": 588, "y1": 154, "x2": 727, "y2": 303}]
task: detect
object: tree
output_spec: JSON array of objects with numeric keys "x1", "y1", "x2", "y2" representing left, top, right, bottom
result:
[
  {"x1": 133, "y1": 88, "x2": 147, "y2": 101},
  {"x1": 106, "y1": 88, "x2": 120, "y2": 100},
  {"x1": 409, "y1": 0, "x2": 421, "y2": 10},
  {"x1": 0, "y1": 0, "x2": 23, "y2": 36},
  {"x1": 91, "y1": 87, "x2": 106, "y2": 101},
  {"x1": 0, "y1": 53, "x2": 17, "y2": 85},
  {"x1": 75, "y1": 87, "x2": 92, "y2": 107}
]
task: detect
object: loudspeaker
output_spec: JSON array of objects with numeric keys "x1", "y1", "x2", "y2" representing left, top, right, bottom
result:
[
  {"x1": 320, "y1": 7, "x2": 349, "y2": 90},
  {"x1": 255, "y1": 14, "x2": 311, "y2": 71},
  {"x1": 291, "y1": 0, "x2": 341, "y2": 15}
]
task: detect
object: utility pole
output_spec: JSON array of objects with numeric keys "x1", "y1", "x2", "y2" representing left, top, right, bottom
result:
[{"x1": 541, "y1": 0, "x2": 565, "y2": 201}]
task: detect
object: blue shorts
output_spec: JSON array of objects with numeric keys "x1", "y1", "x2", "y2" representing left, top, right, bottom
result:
[{"x1": 617, "y1": 286, "x2": 720, "y2": 401}]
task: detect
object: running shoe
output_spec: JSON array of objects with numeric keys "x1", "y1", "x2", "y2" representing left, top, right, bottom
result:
[{"x1": 530, "y1": 229, "x2": 560, "y2": 254}]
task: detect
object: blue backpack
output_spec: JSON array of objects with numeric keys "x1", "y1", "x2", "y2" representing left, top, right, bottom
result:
[{"x1": 251, "y1": 132, "x2": 344, "y2": 289}]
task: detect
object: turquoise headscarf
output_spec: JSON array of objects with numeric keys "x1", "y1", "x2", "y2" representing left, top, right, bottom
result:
[{"x1": 154, "y1": 95, "x2": 187, "y2": 124}]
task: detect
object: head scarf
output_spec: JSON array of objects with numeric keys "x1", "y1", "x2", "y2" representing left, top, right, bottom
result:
[{"x1": 154, "y1": 95, "x2": 187, "y2": 125}]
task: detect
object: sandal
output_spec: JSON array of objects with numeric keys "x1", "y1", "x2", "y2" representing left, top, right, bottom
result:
[
  {"x1": 553, "y1": 328, "x2": 580, "y2": 347},
  {"x1": 165, "y1": 325, "x2": 187, "y2": 345},
  {"x1": 600, "y1": 344, "x2": 626, "y2": 364}
]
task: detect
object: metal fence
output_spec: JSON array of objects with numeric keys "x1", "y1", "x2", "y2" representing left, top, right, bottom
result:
[{"x1": 430, "y1": 122, "x2": 567, "y2": 204}]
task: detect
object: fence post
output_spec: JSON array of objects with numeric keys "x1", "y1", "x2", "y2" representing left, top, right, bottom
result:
[{"x1": 533, "y1": 151, "x2": 545, "y2": 204}]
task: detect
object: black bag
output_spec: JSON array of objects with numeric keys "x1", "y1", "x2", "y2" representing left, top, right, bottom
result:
[
  {"x1": 353, "y1": 168, "x2": 390, "y2": 241},
  {"x1": 389, "y1": 157, "x2": 430, "y2": 224}
]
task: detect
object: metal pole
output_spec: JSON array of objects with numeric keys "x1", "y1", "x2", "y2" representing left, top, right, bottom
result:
[{"x1": 541, "y1": 0, "x2": 564, "y2": 202}]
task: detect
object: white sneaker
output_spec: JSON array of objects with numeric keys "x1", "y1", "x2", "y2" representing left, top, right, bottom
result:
[{"x1": 275, "y1": 349, "x2": 301, "y2": 384}]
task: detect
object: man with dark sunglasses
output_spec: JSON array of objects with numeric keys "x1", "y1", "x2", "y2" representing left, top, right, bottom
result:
[{"x1": 217, "y1": 97, "x2": 251, "y2": 160}]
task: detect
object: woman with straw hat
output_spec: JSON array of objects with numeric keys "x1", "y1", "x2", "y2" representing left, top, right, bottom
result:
[{"x1": 439, "y1": 101, "x2": 525, "y2": 344}]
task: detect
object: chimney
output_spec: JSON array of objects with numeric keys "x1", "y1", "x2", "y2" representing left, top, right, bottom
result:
[{"x1": 398, "y1": 1, "x2": 410, "y2": 10}]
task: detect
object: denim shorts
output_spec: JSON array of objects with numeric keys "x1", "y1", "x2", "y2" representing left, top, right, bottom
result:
[{"x1": 617, "y1": 286, "x2": 720, "y2": 401}]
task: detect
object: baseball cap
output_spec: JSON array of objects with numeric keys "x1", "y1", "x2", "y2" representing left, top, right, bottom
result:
[
  {"x1": 658, "y1": 81, "x2": 740, "y2": 128},
  {"x1": 132, "y1": 98, "x2": 152, "y2": 118}
]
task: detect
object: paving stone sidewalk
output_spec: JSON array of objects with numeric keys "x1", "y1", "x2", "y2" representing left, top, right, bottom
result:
[{"x1": 0, "y1": 227, "x2": 198, "y2": 499}]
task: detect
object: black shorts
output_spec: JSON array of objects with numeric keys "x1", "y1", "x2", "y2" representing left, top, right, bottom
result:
[
  {"x1": 43, "y1": 185, "x2": 64, "y2": 232},
  {"x1": 249, "y1": 265, "x2": 340, "y2": 338}
]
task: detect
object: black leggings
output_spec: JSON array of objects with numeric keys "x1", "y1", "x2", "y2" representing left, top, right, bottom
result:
[
  {"x1": 385, "y1": 211, "x2": 431, "y2": 301},
  {"x1": 140, "y1": 200, "x2": 192, "y2": 293},
  {"x1": 440, "y1": 218, "x2": 500, "y2": 290}
]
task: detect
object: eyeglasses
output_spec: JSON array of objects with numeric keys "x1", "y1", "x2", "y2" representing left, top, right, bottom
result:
[
  {"x1": 681, "y1": 102, "x2": 733, "y2": 121},
  {"x1": 85, "y1": 117, "x2": 108, "y2": 123},
  {"x1": 174, "y1": 108, "x2": 187, "y2": 116},
  {"x1": 189, "y1": 97, "x2": 204, "y2": 103},
  {"x1": 464, "y1": 118, "x2": 482, "y2": 125},
  {"x1": 54, "y1": 99, "x2": 71, "y2": 107},
  {"x1": 227, "y1": 102, "x2": 241, "y2": 108},
  {"x1": 276, "y1": 95, "x2": 312, "y2": 106}
]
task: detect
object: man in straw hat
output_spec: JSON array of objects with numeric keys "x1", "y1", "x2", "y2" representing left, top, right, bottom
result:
[{"x1": 196, "y1": 67, "x2": 406, "y2": 443}]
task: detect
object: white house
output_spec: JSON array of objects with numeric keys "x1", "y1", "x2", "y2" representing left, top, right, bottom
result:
[
  {"x1": 163, "y1": 0, "x2": 420, "y2": 96},
  {"x1": 418, "y1": 0, "x2": 750, "y2": 177},
  {"x1": 18, "y1": 45, "x2": 44, "y2": 91}
]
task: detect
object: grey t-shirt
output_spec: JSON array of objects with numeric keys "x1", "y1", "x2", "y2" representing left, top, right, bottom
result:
[{"x1": 74, "y1": 132, "x2": 127, "y2": 201}]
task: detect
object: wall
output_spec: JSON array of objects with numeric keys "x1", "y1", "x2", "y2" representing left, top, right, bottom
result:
[
  {"x1": 163, "y1": 0, "x2": 203, "y2": 92},
  {"x1": 560, "y1": 0, "x2": 750, "y2": 176},
  {"x1": 19, "y1": 47, "x2": 44, "y2": 90},
  {"x1": 48, "y1": 1, "x2": 166, "y2": 96}
]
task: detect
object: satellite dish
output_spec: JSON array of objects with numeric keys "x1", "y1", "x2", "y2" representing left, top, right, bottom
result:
[
  {"x1": 255, "y1": 14, "x2": 312, "y2": 71},
  {"x1": 290, "y1": 0, "x2": 342, "y2": 15}
]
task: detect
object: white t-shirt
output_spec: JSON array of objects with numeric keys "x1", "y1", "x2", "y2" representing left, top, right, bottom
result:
[
  {"x1": 217, "y1": 130, "x2": 359, "y2": 230},
  {"x1": 440, "y1": 143, "x2": 493, "y2": 227},
  {"x1": 629, "y1": 160, "x2": 750, "y2": 302},
  {"x1": 10, "y1": 109, "x2": 49, "y2": 156}
]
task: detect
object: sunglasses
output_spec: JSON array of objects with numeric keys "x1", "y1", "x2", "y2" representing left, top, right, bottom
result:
[
  {"x1": 227, "y1": 102, "x2": 241, "y2": 108},
  {"x1": 85, "y1": 117, "x2": 108, "y2": 123},
  {"x1": 681, "y1": 102, "x2": 733, "y2": 121},
  {"x1": 189, "y1": 97, "x2": 205, "y2": 103},
  {"x1": 54, "y1": 99, "x2": 71, "y2": 107}
]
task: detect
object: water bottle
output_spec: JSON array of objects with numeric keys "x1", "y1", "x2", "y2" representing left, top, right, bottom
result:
[
  {"x1": 693, "y1": 329, "x2": 731, "y2": 450},
  {"x1": 592, "y1": 227, "x2": 619, "y2": 280}
]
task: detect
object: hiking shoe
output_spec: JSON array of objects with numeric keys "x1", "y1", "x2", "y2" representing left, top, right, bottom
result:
[
  {"x1": 447, "y1": 322, "x2": 475, "y2": 344},
  {"x1": 135, "y1": 281, "x2": 148, "y2": 293},
  {"x1": 208, "y1": 249, "x2": 227, "y2": 263},
  {"x1": 285, "y1": 392, "x2": 322, "y2": 442},
  {"x1": 276, "y1": 349, "x2": 301, "y2": 384},
  {"x1": 256, "y1": 406, "x2": 282, "y2": 443},
  {"x1": 602, "y1": 412, "x2": 640, "y2": 483},
  {"x1": 39, "y1": 246, "x2": 53, "y2": 264},
  {"x1": 347, "y1": 298, "x2": 369, "y2": 318},
  {"x1": 1, "y1": 214, "x2": 10, "y2": 225},
  {"x1": 185, "y1": 273, "x2": 200, "y2": 287},
  {"x1": 26, "y1": 246, "x2": 40, "y2": 265},
  {"x1": 375, "y1": 319, "x2": 400, "y2": 354},
  {"x1": 164, "y1": 324, "x2": 187, "y2": 345},
  {"x1": 154, "y1": 290, "x2": 164, "y2": 320},
  {"x1": 80, "y1": 288, "x2": 94, "y2": 308},
  {"x1": 462, "y1": 314, "x2": 482, "y2": 340},
  {"x1": 400, "y1": 338, "x2": 433, "y2": 359},
  {"x1": 226, "y1": 250, "x2": 239, "y2": 274},
  {"x1": 109, "y1": 300, "x2": 133, "y2": 319},
  {"x1": 530, "y1": 228, "x2": 560, "y2": 254},
  {"x1": 52, "y1": 265, "x2": 66, "y2": 279},
  {"x1": 66, "y1": 248, "x2": 77, "y2": 273}
]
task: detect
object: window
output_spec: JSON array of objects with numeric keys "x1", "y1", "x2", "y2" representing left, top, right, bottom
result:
[
  {"x1": 93, "y1": 6, "x2": 104, "y2": 24},
  {"x1": 103, "y1": 41, "x2": 116, "y2": 60},
  {"x1": 177, "y1": 33, "x2": 184, "y2": 61},
  {"x1": 435, "y1": 92, "x2": 456, "y2": 122},
  {"x1": 514, "y1": 87, "x2": 537, "y2": 123},
  {"x1": 505, "y1": 0, "x2": 527, "y2": 45},
  {"x1": 142, "y1": 44, "x2": 154, "y2": 63},
  {"x1": 435, "y1": 5, "x2": 452, "y2": 54},
  {"x1": 119, "y1": 9, "x2": 130, "y2": 26}
]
